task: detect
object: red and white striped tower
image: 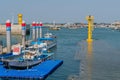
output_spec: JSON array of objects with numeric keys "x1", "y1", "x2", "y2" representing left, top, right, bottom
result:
[
  {"x1": 6, "y1": 20, "x2": 11, "y2": 53},
  {"x1": 39, "y1": 22, "x2": 43, "y2": 38},
  {"x1": 32, "y1": 21, "x2": 36, "y2": 41},
  {"x1": 36, "y1": 22, "x2": 39, "y2": 39},
  {"x1": 21, "y1": 21, "x2": 26, "y2": 48}
]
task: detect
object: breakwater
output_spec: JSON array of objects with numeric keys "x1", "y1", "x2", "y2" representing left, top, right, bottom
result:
[{"x1": 0, "y1": 24, "x2": 30, "y2": 35}]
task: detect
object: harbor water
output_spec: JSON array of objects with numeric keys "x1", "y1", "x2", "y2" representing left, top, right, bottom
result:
[{"x1": 0, "y1": 27, "x2": 120, "y2": 80}]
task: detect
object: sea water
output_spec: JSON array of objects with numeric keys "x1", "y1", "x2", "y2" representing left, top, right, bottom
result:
[{"x1": 1, "y1": 27, "x2": 120, "y2": 80}]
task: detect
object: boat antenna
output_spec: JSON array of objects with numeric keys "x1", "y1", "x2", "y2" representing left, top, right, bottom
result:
[
  {"x1": 11, "y1": 14, "x2": 14, "y2": 25},
  {"x1": 53, "y1": 20, "x2": 55, "y2": 27}
]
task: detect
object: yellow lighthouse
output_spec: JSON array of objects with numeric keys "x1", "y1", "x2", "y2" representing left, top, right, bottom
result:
[
  {"x1": 18, "y1": 14, "x2": 23, "y2": 25},
  {"x1": 86, "y1": 15, "x2": 94, "y2": 42}
]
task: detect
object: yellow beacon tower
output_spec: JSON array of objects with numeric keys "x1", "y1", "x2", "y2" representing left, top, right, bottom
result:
[
  {"x1": 18, "y1": 14, "x2": 23, "y2": 25},
  {"x1": 86, "y1": 15, "x2": 94, "y2": 42}
]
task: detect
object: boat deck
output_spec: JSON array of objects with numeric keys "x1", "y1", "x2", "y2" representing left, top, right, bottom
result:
[{"x1": 0, "y1": 60, "x2": 63, "y2": 80}]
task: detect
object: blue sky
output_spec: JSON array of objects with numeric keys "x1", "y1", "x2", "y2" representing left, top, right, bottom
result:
[{"x1": 0, "y1": 0, "x2": 120, "y2": 23}]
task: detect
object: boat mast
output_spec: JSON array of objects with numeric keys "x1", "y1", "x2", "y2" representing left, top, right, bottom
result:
[
  {"x1": 11, "y1": 13, "x2": 14, "y2": 25},
  {"x1": 53, "y1": 20, "x2": 55, "y2": 27}
]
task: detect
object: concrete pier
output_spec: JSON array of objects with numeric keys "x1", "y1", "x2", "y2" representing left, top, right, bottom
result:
[{"x1": 0, "y1": 24, "x2": 30, "y2": 35}]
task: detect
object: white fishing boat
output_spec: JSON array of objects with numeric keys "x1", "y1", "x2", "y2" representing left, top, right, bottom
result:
[
  {"x1": 37, "y1": 32, "x2": 57, "y2": 50},
  {"x1": 1, "y1": 46, "x2": 54, "y2": 69},
  {"x1": 49, "y1": 21, "x2": 60, "y2": 30}
]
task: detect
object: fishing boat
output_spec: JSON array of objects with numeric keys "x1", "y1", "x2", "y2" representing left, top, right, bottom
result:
[
  {"x1": 28, "y1": 32, "x2": 57, "y2": 51},
  {"x1": 49, "y1": 21, "x2": 60, "y2": 30},
  {"x1": 1, "y1": 46, "x2": 54, "y2": 69},
  {"x1": 37, "y1": 32, "x2": 57, "y2": 49},
  {"x1": 49, "y1": 27, "x2": 60, "y2": 30}
]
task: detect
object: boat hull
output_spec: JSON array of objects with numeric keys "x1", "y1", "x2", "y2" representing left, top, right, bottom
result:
[
  {"x1": 2, "y1": 53, "x2": 54, "y2": 69},
  {"x1": 7, "y1": 59, "x2": 42, "y2": 69}
]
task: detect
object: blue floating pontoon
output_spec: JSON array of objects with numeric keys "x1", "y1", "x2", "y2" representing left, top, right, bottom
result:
[{"x1": 0, "y1": 60, "x2": 63, "y2": 80}]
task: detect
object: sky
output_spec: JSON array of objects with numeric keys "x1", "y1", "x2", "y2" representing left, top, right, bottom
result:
[{"x1": 0, "y1": 0, "x2": 120, "y2": 23}]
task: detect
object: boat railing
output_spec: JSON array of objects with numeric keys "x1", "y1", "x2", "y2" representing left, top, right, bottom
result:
[{"x1": 1, "y1": 58, "x2": 23, "y2": 62}]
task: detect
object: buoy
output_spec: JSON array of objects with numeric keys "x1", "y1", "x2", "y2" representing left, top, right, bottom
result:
[{"x1": 86, "y1": 15, "x2": 94, "y2": 42}]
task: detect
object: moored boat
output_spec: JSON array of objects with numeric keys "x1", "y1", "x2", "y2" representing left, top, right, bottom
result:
[
  {"x1": 1, "y1": 46, "x2": 54, "y2": 69},
  {"x1": 49, "y1": 21, "x2": 60, "y2": 30},
  {"x1": 49, "y1": 27, "x2": 60, "y2": 30},
  {"x1": 37, "y1": 32, "x2": 57, "y2": 49}
]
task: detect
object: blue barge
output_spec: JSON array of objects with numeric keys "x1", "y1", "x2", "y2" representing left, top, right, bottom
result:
[{"x1": 0, "y1": 60, "x2": 63, "y2": 80}]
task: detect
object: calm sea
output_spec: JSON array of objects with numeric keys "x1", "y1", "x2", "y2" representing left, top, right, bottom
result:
[{"x1": 0, "y1": 27, "x2": 120, "y2": 80}]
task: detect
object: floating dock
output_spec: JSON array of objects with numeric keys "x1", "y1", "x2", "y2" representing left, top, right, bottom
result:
[{"x1": 0, "y1": 60, "x2": 63, "y2": 80}]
